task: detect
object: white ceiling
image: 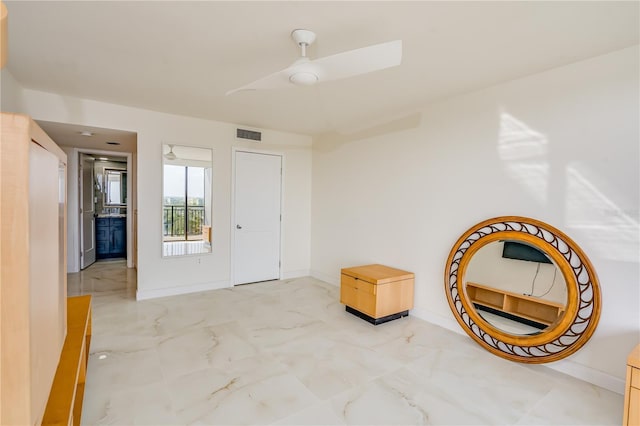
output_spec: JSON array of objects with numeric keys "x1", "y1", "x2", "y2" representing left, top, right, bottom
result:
[
  {"x1": 5, "y1": 1, "x2": 639, "y2": 138},
  {"x1": 36, "y1": 120, "x2": 137, "y2": 153}
]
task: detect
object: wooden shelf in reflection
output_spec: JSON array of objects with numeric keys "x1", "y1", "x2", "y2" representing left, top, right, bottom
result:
[{"x1": 466, "y1": 282, "x2": 565, "y2": 326}]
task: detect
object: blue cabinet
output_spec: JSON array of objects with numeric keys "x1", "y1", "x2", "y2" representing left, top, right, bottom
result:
[
  {"x1": 96, "y1": 217, "x2": 126, "y2": 259},
  {"x1": 96, "y1": 223, "x2": 109, "y2": 255}
]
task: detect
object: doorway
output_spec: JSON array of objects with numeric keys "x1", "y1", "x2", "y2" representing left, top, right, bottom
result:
[
  {"x1": 78, "y1": 151, "x2": 131, "y2": 269},
  {"x1": 233, "y1": 150, "x2": 282, "y2": 285},
  {"x1": 33, "y1": 120, "x2": 137, "y2": 275}
]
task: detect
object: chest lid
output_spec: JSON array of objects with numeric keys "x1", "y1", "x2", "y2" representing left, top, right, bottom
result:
[{"x1": 341, "y1": 264, "x2": 414, "y2": 284}]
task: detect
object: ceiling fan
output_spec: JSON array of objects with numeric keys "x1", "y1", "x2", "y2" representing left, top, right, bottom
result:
[
  {"x1": 226, "y1": 29, "x2": 402, "y2": 95},
  {"x1": 164, "y1": 144, "x2": 177, "y2": 160}
]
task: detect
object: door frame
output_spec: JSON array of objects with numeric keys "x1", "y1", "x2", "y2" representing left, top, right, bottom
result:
[
  {"x1": 230, "y1": 147, "x2": 284, "y2": 286},
  {"x1": 75, "y1": 148, "x2": 134, "y2": 270},
  {"x1": 79, "y1": 153, "x2": 96, "y2": 269}
]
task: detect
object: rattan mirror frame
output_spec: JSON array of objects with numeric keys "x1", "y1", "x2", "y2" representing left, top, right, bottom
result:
[{"x1": 444, "y1": 216, "x2": 601, "y2": 363}]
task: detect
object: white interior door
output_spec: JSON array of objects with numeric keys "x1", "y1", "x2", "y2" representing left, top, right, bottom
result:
[
  {"x1": 234, "y1": 151, "x2": 282, "y2": 285},
  {"x1": 80, "y1": 154, "x2": 96, "y2": 269}
]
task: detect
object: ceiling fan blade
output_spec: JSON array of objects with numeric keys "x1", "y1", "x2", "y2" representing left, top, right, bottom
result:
[
  {"x1": 226, "y1": 37, "x2": 402, "y2": 95},
  {"x1": 225, "y1": 67, "x2": 293, "y2": 96},
  {"x1": 312, "y1": 40, "x2": 402, "y2": 82}
]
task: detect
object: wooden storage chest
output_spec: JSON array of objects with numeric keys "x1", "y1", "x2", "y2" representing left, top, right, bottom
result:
[
  {"x1": 340, "y1": 264, "x2": 414, "y2": 325},
  {"x1": 623, "y1": 344, "x2": 640, "y2": 426}
]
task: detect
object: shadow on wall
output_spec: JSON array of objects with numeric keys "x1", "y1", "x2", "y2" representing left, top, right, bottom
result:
[
  {"x1": 497, "y1": 112, "x2": 549, "y2": 205},
  {"x1": 565, "y1": 164, "x2": 638, "y2": 263},
  {"x1": 313, "y1": 112, "x2": 422, "y2": 153},
  {"x1": 497, "y1": 111, "x2": 639, "y2": 264}
]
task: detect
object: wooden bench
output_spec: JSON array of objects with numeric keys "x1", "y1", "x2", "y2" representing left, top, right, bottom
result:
[{"x1": 42, "y1": 295, "x2": 92, "y2": 426}]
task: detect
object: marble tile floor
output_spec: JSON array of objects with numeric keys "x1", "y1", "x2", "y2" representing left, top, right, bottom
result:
[{"x1": 68, "y1": 261, "x2": 623, "y2": 425}]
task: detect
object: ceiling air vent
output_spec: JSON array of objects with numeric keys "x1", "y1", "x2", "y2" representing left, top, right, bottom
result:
[{"x1": 236, "y1": 128, "x2": 262, "y2": 142}]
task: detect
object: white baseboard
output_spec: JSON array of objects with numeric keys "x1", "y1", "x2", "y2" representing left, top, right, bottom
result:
[
  {"x1": 281, "y1": 269, "x2": 310, "y2": 280},
  {"x1": 136, "y1": 279, "x2": 230, "y2": 301},
  {"x1": 545, "y1": 359, "x2": 625, "y2": 395},
  {"x1": 410, "y1": 306, "x2": 467, "y2": 337},
  {"x1": 310, "y1": 269, "x2": 339, "y2": 286},
  {"x1": 408, "y1": 307, "x2": 625, "y2": 394}
]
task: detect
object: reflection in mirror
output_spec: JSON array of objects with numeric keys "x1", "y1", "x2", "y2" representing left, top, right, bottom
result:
[
  {"x1": 105, "y1": 169, "x2": 127, "y2": 206},
  {"x1": 162, "y1": 144, "x2": 213, "y2": 257},
  {"x1": 465, "y1": 240, "x2": 567, "y2": 336}
]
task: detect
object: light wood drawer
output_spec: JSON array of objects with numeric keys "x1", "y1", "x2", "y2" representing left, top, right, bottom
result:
[
  {"x1": 341, "y1": 274, "x2": 376, "y2": 295},
  {"x1": 340, "y1": 282, "x2": 358, "y2": 307},
  {"x1": 357, "y1": 292, "x2": 377, "y2": 318},
  {"x1": 340, "y1": 277, "x2": 376, "y2": 317},
  {"x1": 632, "y1": 367, "x2": 640, "y2": 389}
]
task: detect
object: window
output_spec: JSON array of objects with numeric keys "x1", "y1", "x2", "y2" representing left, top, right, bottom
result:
[{"x1": 163, "y1": 165, "x2": 206, "y2": 241}]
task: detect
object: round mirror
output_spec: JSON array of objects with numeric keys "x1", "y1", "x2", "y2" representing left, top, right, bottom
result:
[{"x1": 444, "y1": 216, "x2": 601, "y2": 363}]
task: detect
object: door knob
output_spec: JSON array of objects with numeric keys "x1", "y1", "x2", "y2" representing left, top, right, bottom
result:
[{"x1": 236, "y1": 224, "x2": 242, "y2": 229}]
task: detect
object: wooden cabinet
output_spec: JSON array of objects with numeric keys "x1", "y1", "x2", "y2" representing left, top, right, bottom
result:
[
  {"x1": 624, "y1": 344, "x2": 640, "y2": 426},
  {"x1": 43, "y1": 296, "x2": 92, "y2": 426},
  {"x1": 340, "y1": 264, "x2": 414, "y2": 325},
  {"x1": 96, "y1": 216, "x2": 126, "y2": 258},
  {"x1": 1, "y1": 113, "x2": 67, "y2": 425},
  {"x1": 466, "y1": 282, "x2": 565, "y2": 327}
]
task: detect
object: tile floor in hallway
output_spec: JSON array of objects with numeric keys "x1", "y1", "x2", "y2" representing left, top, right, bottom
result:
[{"x1": 68, "y1": 261, "x2": 623, "y2": 425}]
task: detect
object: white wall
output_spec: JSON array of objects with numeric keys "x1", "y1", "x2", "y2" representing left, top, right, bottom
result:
[
  {"x1": 0, "y1": 68, "x2": 23, "y2": 111},
  {"x1": 10, "y1": 88, "x2": 312, "y2": 299},
  {"x1": 311, "y1": 46, "x2": 639, "y2": 391}
]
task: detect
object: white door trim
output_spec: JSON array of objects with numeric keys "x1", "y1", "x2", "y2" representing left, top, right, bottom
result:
[
  {"x1": 230, "y1": 147, "x2": 284, "y2": 286},
  {"x1": 79, "y1": 153, "x2": 96, "y2": 269}
]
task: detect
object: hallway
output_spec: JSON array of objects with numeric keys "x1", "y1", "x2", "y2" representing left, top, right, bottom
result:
[{"x1": 68, "y1": 260, "x2": 136, "y2": 299}]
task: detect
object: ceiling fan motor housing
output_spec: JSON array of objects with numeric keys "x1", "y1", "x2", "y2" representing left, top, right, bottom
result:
[
  {"x1": 289, "y1": 71, "x2": 318, "y2": 85},
  {"x1": 291, "y1": 29, "x2": 316, "y2": 48},
  {"x1": 288, "y1": 55, "x2": 320, "y2": 86}
]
